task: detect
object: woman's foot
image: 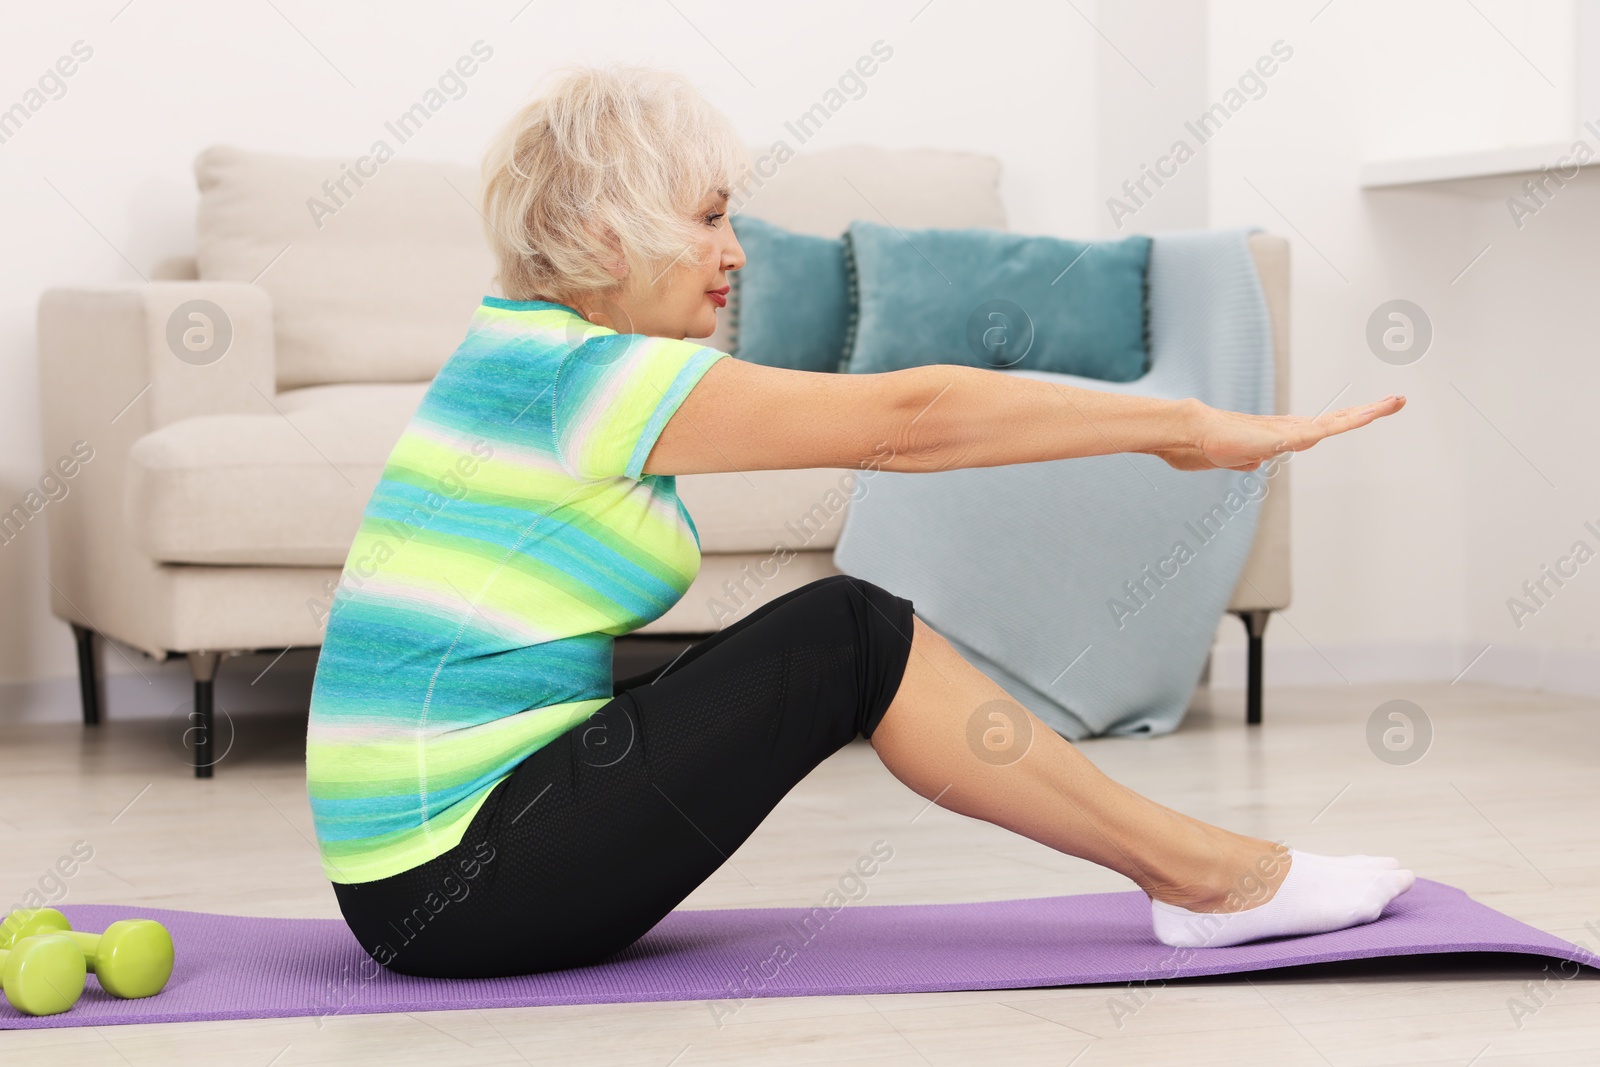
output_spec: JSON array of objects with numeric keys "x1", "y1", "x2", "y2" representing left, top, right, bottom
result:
[
  {"x1": 1141, "y1": 829, "x2": 1294, "y2": 913},
  {"x1": 1149, "y1": 847, "x2": 1416, "y2": 948}
]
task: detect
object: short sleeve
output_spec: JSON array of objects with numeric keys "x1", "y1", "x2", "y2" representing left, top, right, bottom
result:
[{"x1": 551, "y1": 332, "x2": 728, "y2": 481}]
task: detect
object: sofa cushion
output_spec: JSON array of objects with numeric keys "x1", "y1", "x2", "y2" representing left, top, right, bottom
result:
[
  {"x1": 128, "y1": 381, "x2": 858, "y2": 565},
  {"x1": 127, "y1": 383, "x2": 427, "y2": 566},
  {"x1": 733, "y1": 144, "x2": 1006, "y2": 236},
  {"x1": 727, "y1": 215, "x2": 851, "y2": 373},
  {"x1": 194, "y1": 146, "x2": 495, "y2": 391},
  {"x1": 843, "y1": 224, "x2": 1152, "y2": 380},
  {"x1": 675, "y1": 467, "x2": 864, "y2": 554}
]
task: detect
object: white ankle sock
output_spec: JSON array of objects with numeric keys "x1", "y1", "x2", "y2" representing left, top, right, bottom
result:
[
  {"x1": 1150, "y1": 849, "x2": 1416, "y2": 949},
  {"x1": 1330, "y1": 854, "x2": 1401, "y2": 869}
]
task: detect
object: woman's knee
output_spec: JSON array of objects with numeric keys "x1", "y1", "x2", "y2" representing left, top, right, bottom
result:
[
  {"x1": 821, "y1": 576, "x2": 916, "y2": 737},
  {"x1": 839, "y1": 576, "x2": 913, "y2": 632},
  {"x1": 828, "y1": 574, "x2": 898, "y2": 611}
]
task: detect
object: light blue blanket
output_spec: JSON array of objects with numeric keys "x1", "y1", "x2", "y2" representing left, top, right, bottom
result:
[{"x1": 833, "y1": 226, "x2": 1274, "y2": 739}]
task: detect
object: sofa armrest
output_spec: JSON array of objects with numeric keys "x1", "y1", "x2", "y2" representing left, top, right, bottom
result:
[
  {"x1": 1246, "y1": 233, "x2": 1291, "y2": 419},
  {"x1": 39, "y1": 282, "x2": 275, "y2": 435},
  {"x1": 36, "y1": 282, "x2": 276, "y2": 654}
]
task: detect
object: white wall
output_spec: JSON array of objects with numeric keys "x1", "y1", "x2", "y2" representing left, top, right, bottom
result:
[{"x1": 1094, "y1": 0, "x2": 1212, "y2": 237}]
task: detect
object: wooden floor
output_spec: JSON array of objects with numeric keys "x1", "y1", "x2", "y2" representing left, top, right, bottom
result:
[{"x1": 1, "y1": 679, "x2": 1596, "y2": 1065}]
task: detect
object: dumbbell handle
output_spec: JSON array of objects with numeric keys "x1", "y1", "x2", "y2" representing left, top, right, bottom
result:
[{"x1": 53, "y1": 930, "x2": 104, "y2": 967}]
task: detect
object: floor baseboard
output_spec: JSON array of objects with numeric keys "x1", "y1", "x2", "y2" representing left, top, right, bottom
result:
[{"x1": 1209, "y1": 638, "x2": 1600, "y2": 700}]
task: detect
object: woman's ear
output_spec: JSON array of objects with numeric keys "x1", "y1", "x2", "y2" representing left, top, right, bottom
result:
[{"x1": 596, "y1": 227, "x2": 628, "y2": 279}]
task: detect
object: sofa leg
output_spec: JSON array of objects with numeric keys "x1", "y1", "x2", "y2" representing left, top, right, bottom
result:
[
  {"x1": 1232, "y1": 610, "x2": 1271, "y2": 726},
  {"x1": 189, "y1": 651, "x2": 222, "y2": 779},
  {"x1": 71, "y1": 624, "x2": 102, "y2": 726}
]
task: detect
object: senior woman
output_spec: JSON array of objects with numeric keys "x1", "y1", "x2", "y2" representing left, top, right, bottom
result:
[{"x1": 306, "y1": 66, "x2": 1412, "y2": 979}]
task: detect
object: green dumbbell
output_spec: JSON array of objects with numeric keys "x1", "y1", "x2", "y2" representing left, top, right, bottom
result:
[
  {"x1": 0, "y1": 934, "x2": 87, "y2": 1016},
  {"x1": 1, "y1": 909, "x2": 173, "y2": 999},
  {"x1": 0, "y1": 907, "x2": 74, "y2": 949}
]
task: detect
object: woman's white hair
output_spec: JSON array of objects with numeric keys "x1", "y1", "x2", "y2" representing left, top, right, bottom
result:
[{"x1": 481, "y1": 65, "x2": 749, "y2": 303}]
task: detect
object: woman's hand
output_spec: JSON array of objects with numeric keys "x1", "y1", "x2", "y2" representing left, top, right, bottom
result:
[{"x1": 1143, "y1": 395, "x2": 1407, "y2": 472}]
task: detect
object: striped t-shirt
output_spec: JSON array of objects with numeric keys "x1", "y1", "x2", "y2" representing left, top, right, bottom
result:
[{"x1": 306, "y1": 297, "x2": 727, "y2": 884}]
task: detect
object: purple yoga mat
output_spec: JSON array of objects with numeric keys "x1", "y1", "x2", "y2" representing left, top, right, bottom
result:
[{"x1": 4, "y1": 879, "x2": 1594, "y2": 1029}]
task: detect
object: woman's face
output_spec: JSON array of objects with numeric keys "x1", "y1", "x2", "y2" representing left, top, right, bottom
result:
[{"x1": 583, "y1": 189, "x2": 744, "y2": 341}]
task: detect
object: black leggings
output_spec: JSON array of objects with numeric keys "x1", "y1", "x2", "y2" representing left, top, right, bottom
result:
[{"x1": 331, "y1": 574, "x2": 917, "y2": 978}]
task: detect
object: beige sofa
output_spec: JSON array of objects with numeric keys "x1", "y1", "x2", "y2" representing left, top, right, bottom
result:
[{"x1": 38, "y1": 145, "x2": 1291, "y2": 777}]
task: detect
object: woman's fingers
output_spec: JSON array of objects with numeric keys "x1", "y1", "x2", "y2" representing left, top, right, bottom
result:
[
  {"x1": 1180, "y1": 395, "x2": 1404, "y2": 472},
  {"x1": 1315, "y1": 394, "x2": 1406, "y2": 436},
  {"x1": 1280, "y1": 395, "x2": 1406, "y2": 454}
]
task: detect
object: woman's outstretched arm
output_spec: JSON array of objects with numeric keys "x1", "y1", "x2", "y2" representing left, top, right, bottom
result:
[{"x1": 644, "y1": 358, "x2": 1405, "y2": 477}]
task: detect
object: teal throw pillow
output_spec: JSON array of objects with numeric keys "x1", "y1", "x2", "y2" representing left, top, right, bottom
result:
[
  {"x1": 842, "y1": 222, "x2": 1151, "y2": 381},
  {"x1": 727, "y1": 215, "x2": 849, "y2": 373}
]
